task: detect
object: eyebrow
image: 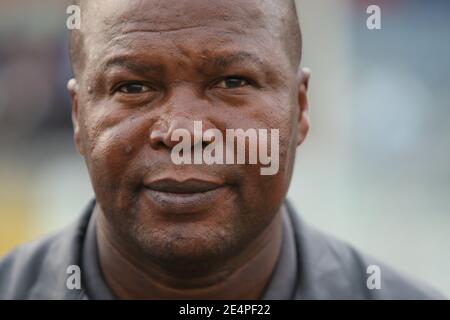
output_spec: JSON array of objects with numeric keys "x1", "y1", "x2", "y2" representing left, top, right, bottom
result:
[
  {"x1": 100, "y1": 51, "x2": 272, "y2": 79},
  {"x1": 197, "y1": 51, "x2": 277, "y2": 81},
  {"x1": 208, "y1": 51, "x2": 265, "y2": 70},
  {"x1": 100, "y1": 56, "x2": 165, "y2": 76}
]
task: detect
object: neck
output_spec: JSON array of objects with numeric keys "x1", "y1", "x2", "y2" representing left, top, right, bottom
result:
[{"x1": 95, "y1": 206, "x2": 284, "y2": 300}]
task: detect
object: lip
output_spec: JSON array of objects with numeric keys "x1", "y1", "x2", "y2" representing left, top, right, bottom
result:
[
  {"x1": 144, "y1": 178, "x2": 223, "y2": 194},
  {"x1": 142, "y1": 177, "x2": 229, "y2": 214}
]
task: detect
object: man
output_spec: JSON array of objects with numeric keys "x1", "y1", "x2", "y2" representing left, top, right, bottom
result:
[{"x1": 0, "y1": 0, "x2": 445, "y2": 300}]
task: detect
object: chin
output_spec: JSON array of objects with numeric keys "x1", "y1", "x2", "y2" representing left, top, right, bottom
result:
[{"x1": 130, "y1": 221, "x2": 247, "y2": 275}]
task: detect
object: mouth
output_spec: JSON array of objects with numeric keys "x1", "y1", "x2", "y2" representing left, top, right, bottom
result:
[
  {"x1": 142, "y1": 177, "x2": 229, "y2": 214},
  {"x1": 144, "y1": 178, "x2": 223, "y2": 194}
]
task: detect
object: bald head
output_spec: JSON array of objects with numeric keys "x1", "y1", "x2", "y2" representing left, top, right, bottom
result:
[{"x1": 69, "y1": 0, "x2": 302, "y2": 78}]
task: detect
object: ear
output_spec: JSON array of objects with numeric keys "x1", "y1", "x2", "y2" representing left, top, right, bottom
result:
[
  {"x1": 297, "y1": 67, "x2": 311, "y2": 146},
  {"x1": 67, "y1": 78, "x2": 84, "y2": 155}
]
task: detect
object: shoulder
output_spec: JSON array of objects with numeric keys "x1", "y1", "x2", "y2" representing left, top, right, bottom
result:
[
  {"x1": 0, "y1": 203, "x2": 93, "y2": 299},
  {"x1": 322, "y1": 230, "x2": 445, "y2": 299},
  {"x1": 0, "y1": 232, "x2": 61, "y2": 299},
  {"x1": 286, "y1": 201, "x2": 447, "y2": 300}
]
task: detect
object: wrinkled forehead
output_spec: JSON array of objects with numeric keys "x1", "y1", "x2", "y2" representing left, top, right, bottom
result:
[
  {"x1": 80, "y1": 0, "x2": 290, "y2": 71},
  {"x1": 86, "y1": 0, "x2": 269, "y2": 32}
]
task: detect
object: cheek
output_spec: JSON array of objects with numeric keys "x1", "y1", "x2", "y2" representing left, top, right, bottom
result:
[
  {"x1": 82, "y1": 110, "x2": 151, "y2": 194},
  {"x1": 230, "y1": 103, "x2": 294, "y2": 212}
]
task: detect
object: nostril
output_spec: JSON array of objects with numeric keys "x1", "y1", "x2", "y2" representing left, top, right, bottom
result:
[
  {"x1": 149, "y1": 119, "x2": 170, "y2": 149},
  {"x1": 149, "y1": 118, "x2": 218, "y2": 150},
  {"x1": 149, "y1": 129, "x2": 165, "y2": 149}
]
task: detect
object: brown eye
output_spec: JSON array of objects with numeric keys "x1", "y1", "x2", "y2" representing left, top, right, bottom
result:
[
  {"x1": 216, "y1": 77, "x2": 249, "y2": 89},
  {"x1": 117, "y1": 83, "x2": 150, "y2": 94}
]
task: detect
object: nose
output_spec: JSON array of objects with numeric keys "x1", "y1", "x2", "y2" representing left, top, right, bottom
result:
[{"x1": 149, "y1": 117, "x2": 216, "y2": 150}]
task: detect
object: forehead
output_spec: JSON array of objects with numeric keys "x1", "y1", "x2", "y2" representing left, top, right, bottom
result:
[
  {"x1": 88, "y1": 0, "x2": 268, "y2": 31},
  {"x1": 81, "y1": 0, "x2": 290, "y2": 73}
]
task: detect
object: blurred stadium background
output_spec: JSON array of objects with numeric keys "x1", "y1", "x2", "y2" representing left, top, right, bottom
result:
[{"x1": 0, "y1": 0, "x2": 449, "y2": 296}]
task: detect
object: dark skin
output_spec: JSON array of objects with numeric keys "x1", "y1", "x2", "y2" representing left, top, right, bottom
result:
[{"x1": 68, "y1": 0, "x2": 310, "y2": 299}]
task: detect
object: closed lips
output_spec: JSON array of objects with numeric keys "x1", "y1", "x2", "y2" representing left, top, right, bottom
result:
[{"x1": 144, "y1": 179, "x2": 223, "y2": 194}]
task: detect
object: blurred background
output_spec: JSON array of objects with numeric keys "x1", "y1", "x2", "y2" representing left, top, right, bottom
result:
[{"x1": 0, "y1": 0, "x2": 449, "y2": 296}]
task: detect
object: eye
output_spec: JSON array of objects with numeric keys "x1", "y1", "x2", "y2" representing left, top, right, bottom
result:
[
  {"x1": 216, "y1": 77, "x2": 249, "y2": 89},
  {"x1": 116, "y1": 83, "x2": 151, "y2": 94}
]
